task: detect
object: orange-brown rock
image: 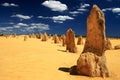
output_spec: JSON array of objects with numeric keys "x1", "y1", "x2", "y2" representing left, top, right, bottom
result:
[
  {"x1": 29, "y1": 33, "x2": 36, "y2": 38},
  {"x1": 114, "y1": 45, "x2": 120, "y2": 50},
  {"x1": 41, "y1": 32, "x2": 48, "y2": 41},
  {"x1": 82, "y1": 5, "x2": 106, "y2": 56},
  {"x1": 24, "y1": 35, "x2": 28, "y2": 41},
  {"x1": 54, "y1": 34, "x2": 59, "y2": 43},
  {"x1": 12, "y1": 33, "x2": 16, "y2": 38},
  {"x1": 36, "y1": 33, "x2": 41, "y2": 39},
  {"x1": 61, "y1": 35, "x2": 66, "y2": 46},
  {"x1": 77, "y1": 36, "x2": 84, "y2": 45},
  {"x1": 77, "y1": 52, "x2": 109, "y2": 77},
  {"x1": 70, "y1": 5, "x2": 110, "y2": 77},
  {"x1": 105, "y1": 39, "x2": 112, "y2": 50},
  {"x1": 66, "y1": 29, "x2": 77, "y2": 53}
]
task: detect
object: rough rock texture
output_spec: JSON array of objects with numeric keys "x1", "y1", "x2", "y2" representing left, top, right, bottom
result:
[
  {"x1": 61, "y1": 35, "x2": 66, "y2": 46},
  {"x1": 77, "y1": 52, "x2": 109, "y2": 77},
  {"x1": 114, "y1": 45, "x2": 120, "y2": 50},
  {"x1": 41, "y1": 32, "x2": 48, "y2": 41},
  {"x1": 29, "y1": 33, "x2": 36, "y2": 38},
  {"x1": 70, "y1": 5, "x2": 110, "y2": 77},
  {"x1": 82, "y1": 5, "x2": 106, "y2": 56},
  {"x1": 105, "y1": 39, "x2": 112, "y2": 50},
  {"x1": 36, "y1": 33, "x2": 41, "y2": 39},
  {"x1": 77, "y1": 36, "x2": 84, "y2": 45},
  {"x1": 24, "y1": 36, "x2": 27, "y2": 41},
  {"x1": 66, "y1": 29, "x2": 77, "y2": 53},
  {"x1": 54, "y1": 34, "x2": 59, "y2": 43}
]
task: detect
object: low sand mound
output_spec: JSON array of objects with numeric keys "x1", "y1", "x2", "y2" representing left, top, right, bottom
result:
[{"x1": 114, "y1": 45, "x2": 120, "y2": 50}]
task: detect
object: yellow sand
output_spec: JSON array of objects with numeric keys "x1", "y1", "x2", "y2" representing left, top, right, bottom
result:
[{"x1": 0, "y1": 36, "x2": 120, "y2": 80}]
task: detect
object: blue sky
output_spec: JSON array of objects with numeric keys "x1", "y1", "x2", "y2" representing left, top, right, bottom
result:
[{"x1": 0, "y1": 0, "x2": 120, "y2": 37}]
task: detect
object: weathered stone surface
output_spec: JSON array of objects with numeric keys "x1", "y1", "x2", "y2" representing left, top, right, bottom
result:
[
  {"x1": 77, "y1": 36, "x2": 84, "y2": 45},
  {"x1": 54, "y1": 34, "x2": 59, "y2": 43},
  {"x1": 41, "y1": 32, "x2": 48, "y2": 41},
  {"x1": 66, "y1": 29, "x2": 77, "y2": 53},
  {"x1": 72, "y1": 5, "x2": 110, "y2": 77},
  {"x1": 61, "y1": 35, "x2": 66, "y2": 46},
  {"x1": 82, "y1": 5, "x2": 106, "y2": 56},
  {"x1": 36, "y1": 33, "x2": 41, "y2": 39},
  {"x1": 76, "y1": 52, "x2": 109, "y2": 77},
  {"x1": 105, "y1": 39, "x2": 112, "y2": 50},
  {"x1": 29, "y1": 33, "x2": 36, "y2": 38},
  {"x1": 114, "y1": 45, "x2": 120, "y2": 50}
]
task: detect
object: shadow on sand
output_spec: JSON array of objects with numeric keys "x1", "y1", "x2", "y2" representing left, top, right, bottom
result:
[
  {"x1": 57, "y1": 49, "x2": 66, "y2": 52},
  {"x1": 58, "y1": 66, "x2": 79, "y2": 75},
  {"x1": 58, "y1": 67, "x2": 70, "y2": 72}
]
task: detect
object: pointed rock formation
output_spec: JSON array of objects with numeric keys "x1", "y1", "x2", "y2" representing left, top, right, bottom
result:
[
  {"x1": 12, "y1": 33, "x2": 16, "y2": 38},
  {"x1": 29, "y1": 33, "x2": 36, "y2": 38},
  {"x1": 36, "y1": 33, "x2": 41, "y2": 39},
  {"x1": 82, "y1": 5, "x2": 106, "y2": 56},
  {"x1": 105, "y1": 38, "x2": 112, "y2": 50},
  {"x1": 41, "y1": 32, "x2": 48, "y2": 41},
  {"x1": 61, "y1": 35, "x2": 66, "y2": 46},
  {"x1": 66, "y1": 28, "x2": 77, "y2": 53},
  {"x1": 54, "y1": 34, "x2": 59, "y2": 43},
  {"x1": 77, "y1": 36, "x2": 84, "y2": 45},
  {"x1": 70, "y1": 5, "x2": 110, "y2": 77}
]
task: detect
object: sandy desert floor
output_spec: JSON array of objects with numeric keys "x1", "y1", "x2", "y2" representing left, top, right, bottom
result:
[{"x1": 0, "y1": 35, "x2": 120, "y2": 80}]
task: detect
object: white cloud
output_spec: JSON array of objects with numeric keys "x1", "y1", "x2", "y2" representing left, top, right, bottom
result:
[
  {"x1": 0, "y1": 23, "x2": 50, "y2": 34},
  {"x1": 69, "y1": 3, "x2": 90, "y2": 16},
  {"x1": 102, "y1": 8, "x2": 112, "y2": 12},
  {"x1": 52, "y1": 15, "x2": 74, "y2": 23},
  {"x1": 112, "y1": 8, "x2": 120, "y2": 13},
  {"x1": 80, "y1": 3, "x2": 90, "y2": 9},
  {"x1": 9, "y1": 22, "x2": 14, "y2": 24},
  {"x1": 102, "y1": 8, "x2": 120, "y2": 13},
  {"x1": 1, "y1": 2, "x2": 19, "y2": 7},
  {"x1": 0, "y1": 27, "x2": 13, "y2": 31},
  {"x1": 13, "y1": 23, "x2": 28, "y2": 28},
  {"x1": 77, "y1": 3, "x2": 90, "y2": 12},
  {"x1": 77, "y1": 8, "x2": 88, "y2": 11},
  {"x1": 38, "y1": 16, "x2": 50, "y2": 19},
  {"x1": 28, "y1": 23, "x2": 50, "y2": 31},
  {"x1": 17, "y1": 23, "x2": 28, "y2": 26},
  {"x1": 69, "y1": 11, "x2": 80, "y2": 15},
  {"x1": 11, "y1": 14, "x2": 32, "y2": 20},
  {"x1": 38, "y1": 15, "x2": 74, "y2": 23},
  {"x1": 0, "y1": 27, "x2": 7, "y2": 31},
  {"x1": 42, "y1": 0, "x2": 68, "y2": 12}
]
